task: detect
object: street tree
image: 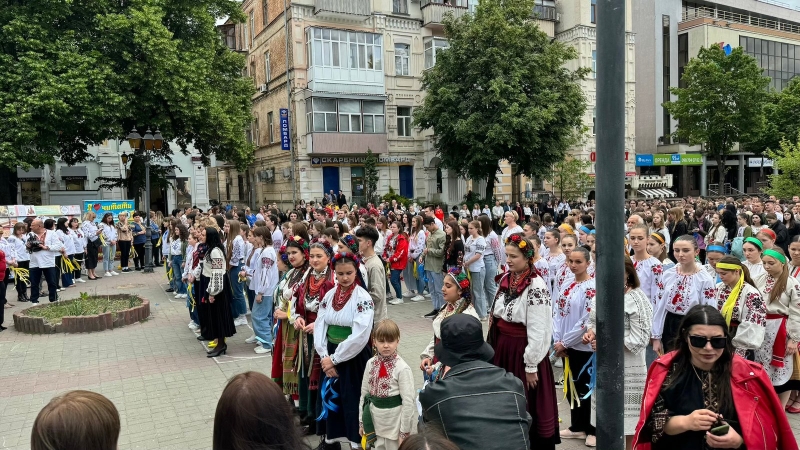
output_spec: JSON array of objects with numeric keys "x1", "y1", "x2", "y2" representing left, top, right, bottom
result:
[
  {"x1": 364, "y1": 148, "x2": 379, "y2": 205},
  {"x1": 663, "y1": 45, "x2": 770, "y2": 183},
  {"x1": 766, "y1": 132, "x2": 800, "y2": 199},
  {"x1": 413, "y1": 0, "x2": 589, "y2": 201},
  {"x1": 545, "y1": 158, "x2": 593, "y2": 201},
  {"x1": 748, "y1": 78, "x2": 800, "y2": 155},
  {"x1": 0, "y1": 0, "x2": 254, "y2": 204}
]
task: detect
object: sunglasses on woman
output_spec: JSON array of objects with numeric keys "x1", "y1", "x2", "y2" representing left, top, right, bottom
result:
[{"x1": 689, "y1": 335, "x2": 727, "y2": 349}]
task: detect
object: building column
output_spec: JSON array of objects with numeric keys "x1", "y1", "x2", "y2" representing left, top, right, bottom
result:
[
  {"x1": 700, "y1": 155, "x2": 707, "y2": 197},
  {"x1": 738, "y1": 154, "x2": 745, "y2": 194},
  {"x1": 425, "y1": 167, "x2": 438, "y2": 202}
]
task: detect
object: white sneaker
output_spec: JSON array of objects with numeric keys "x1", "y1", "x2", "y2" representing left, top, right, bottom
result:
[
  {"x1": 388, "y1": 298, "x2": 404, "y2": 305},
  {"x1": 423, "y1": 292, "x2": 431, "y2": 298},
  {"x1": 410, "y1": 295, "x2": 426, "y2": 302},
  {"x1": 402, "y1": 291, "x2": 415, "y2": 298},
  {"x1": 111, "y1": 271, "x2": 119, "y2": 276},
  {"x1": 188, "y1": 321, "x2": 199, "y2": 331},
  {"x1": 178, "y1": 294, "x2": 188, "y2": 299},
  {"x1": 254, "y1": 345, "x2": 272, "y2": 354},
  {"x1": 105, "y1": 272, "x2": 113, "y2": 277},
  {"x1": 245, "y1": 334, "x2": 258, "y2": 344},
  {"x1": 234, "y1": 317, "x2": 248, "y2": 327},
  {"x1": 77, "y1": 278, "x2": 86, "y2": 283}
]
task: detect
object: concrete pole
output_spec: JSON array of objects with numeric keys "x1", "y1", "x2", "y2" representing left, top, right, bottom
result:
[
  {"x1": 700, "y1": 154, "x2": 707, "y2": 196},
  {"x1": 595, "y1": 0, "x2": 626, "y2": 448},
  {"x1": 738, "y1": 154, "x2": 745, "y2": 193}
]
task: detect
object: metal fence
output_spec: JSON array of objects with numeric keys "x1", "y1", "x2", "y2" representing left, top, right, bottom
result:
[{"x1": 682, "y1": 5, "x2": 800, "y2": 36}]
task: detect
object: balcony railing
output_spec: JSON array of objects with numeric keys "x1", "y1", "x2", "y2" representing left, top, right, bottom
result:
[
  {"x1": 682, "y1": 5, "x2": 800, "y2": 36},
  {"x1": 421, "y1": 0, "x2": 468, "y2": 26},
  {"x1": 533, "y1": 4, "x2": 559, "y2": 22},
  {"x1": 314, "y1": 0, "x2": 371, "y2": 17}
]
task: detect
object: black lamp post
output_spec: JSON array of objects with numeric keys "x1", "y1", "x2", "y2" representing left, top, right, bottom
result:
[{"x1": 126, "y1": 127, "x2": 163, "y2": 274}]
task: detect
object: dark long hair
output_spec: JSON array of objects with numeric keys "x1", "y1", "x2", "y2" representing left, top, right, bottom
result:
[
  {"x1": 204, "y1": 227, "x2": 225, "y2": 262},
  {"x1": 56, "y1": 217, "x2": 69, "y2": 234},
  {"x1": 213, "y1": 372, "x2": 307, "y2": 450},
  {"x1": 669, "y1": 305, "x2": 735, "y2": 419}
]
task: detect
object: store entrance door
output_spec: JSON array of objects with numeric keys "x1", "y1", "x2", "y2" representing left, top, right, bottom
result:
[
  {"x1": 351, "y1": 167, "x2": 365, "y2": 206},
  {"x1": 323, "y1": 167, "x2": 340, "y2": 201}
]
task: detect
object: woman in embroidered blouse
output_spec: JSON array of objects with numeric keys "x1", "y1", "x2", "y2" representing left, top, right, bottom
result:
[
  {"x1": 553, "y1": 246, "x2": 595, "y2": 446},
  {"x1": 68, "y1": 218, "x2": 85, "y2": 283},
  {"x1": 478, "y1": 215, "x2": 501, "y2": 304},
  {"x1": 8, "y1": 223, "x2": 29, "y2": 300},
  {"x1": 584, "y1": 257, "x2": 652, "y2": 447},
  {"x1": 753, "y1": 248, "x2": 800, "y2": 405},
  {"x1": 115, "y1": 212, "x2": 133, "y2": 273},
  {"x1": 713, "y1": 256, "x2": 766, "y2": 359},
  {"x1": 292, "y1": 240, "x2": 335, "y2": 432},
  {"x1": 499, "y1": 211, "x2": 523, "y2": 267},
  {"x1": 630, "y1": 225, "x2": 665, "y2": 310},
  {"x1": 99, "y1": 213, "x2": 118, "y2": 277},
  {"x1": 543, "y1": 230, "x2": 565, "y2": 302},
  {"x1": 243, "y1": 227, "x2": 278, "y2": 355},
  {"x1": 741, "y1": 236, "x2": 765, "y2": 279},
  {"x1": 652, "y1": 235, "x2": 717, "y2": 355},
  {"x1": 420, "y1": 267, "x2": 479, "y2": 373},
  {"x1": 553, "y1": 234, "x2": 578, "y2": 303},
  {"x1": 224, "y1": 220, "x2": 248, "y2": 328},
  {"x1": 315, "y1": 253, "x2": 375, "y2": 450},
  {"x1": 188, "y1": 227, "x2": 236, "y2": 357}
]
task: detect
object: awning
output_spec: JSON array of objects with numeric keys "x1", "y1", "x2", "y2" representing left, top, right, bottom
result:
[
  {"x1": 638, "y1": 188, "x2": 677, "y2": 199},
  {"x1": 60, "y1": 166, "x2": 87, "y2": 180},
  {"x1": 17, "y1": 168, "x2": 42, "y2": 180}
]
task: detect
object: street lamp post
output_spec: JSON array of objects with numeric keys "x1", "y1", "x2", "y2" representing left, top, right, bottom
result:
[{"x1": 126, "y1": 127, "x2": 163, "y2": 274}]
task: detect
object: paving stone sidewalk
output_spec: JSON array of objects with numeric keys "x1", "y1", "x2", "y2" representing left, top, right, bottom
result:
[{"x1": 0, "y1": 269, "x2": 798, "y2": 449}]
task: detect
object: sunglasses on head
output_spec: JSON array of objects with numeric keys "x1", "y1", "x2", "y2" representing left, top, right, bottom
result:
[{"x1": 689, "y1": 335, "x2": 727, "y2": 349}]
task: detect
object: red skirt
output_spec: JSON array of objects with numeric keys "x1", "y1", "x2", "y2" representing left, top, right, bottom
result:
[{"x1": 490, "y1": 318, "x2": 560, "y2": 447}]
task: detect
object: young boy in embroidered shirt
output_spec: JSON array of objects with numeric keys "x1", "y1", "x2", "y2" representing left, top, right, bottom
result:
[{"x1": 358, "y1": 319, "x2": 416, "y2": 449}]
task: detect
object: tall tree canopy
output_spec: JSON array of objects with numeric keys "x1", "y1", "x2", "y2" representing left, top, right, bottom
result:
[
  {"x1": 0, "y1": 0, "x2": 254, "y2": 201},
  {"x1": 413, "y1": 0, "x2": 588, "y2": 200},
  {"x1": 748, "y1": 78, "x2": 800, "y2": 155},
  {"x1": 663, "y1": 45, "x2": 769, "y2": 183},
  {"x1": 766, "y1": 132, "x2": 800, "y2": 199}
]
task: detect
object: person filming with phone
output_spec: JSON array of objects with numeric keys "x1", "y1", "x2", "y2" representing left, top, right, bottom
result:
[{"x1": 633, "y1": 305, "x2": 797, "y2": 450}]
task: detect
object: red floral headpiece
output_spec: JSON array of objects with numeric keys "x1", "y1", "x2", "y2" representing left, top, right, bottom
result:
[{"x1": 505, "y1": 233, "x2": 535, "y2": 259}]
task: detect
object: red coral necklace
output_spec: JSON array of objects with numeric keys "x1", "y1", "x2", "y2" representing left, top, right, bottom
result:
[{"x1": 333, "y1": 283, "x2": 357, "y2": 311}]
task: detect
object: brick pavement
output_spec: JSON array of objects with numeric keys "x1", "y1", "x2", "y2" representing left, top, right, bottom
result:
[{"x1": 0, "y1": 269, "x2": 798, "y2": 449}]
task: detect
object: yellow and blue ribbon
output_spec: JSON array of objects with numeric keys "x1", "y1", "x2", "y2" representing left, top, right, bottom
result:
[
  {"x1": 577, "y1": 354, "x2": 597, "y2": 400},
  {"x1": 562, "y1": 357, "x2": 581, "y2": 409},
  {"x1": 187, "y1": 283, "x2": 195, "y2": 312},
  {"x1": 317, "y1": 377, "x2": 340, "y2": 421}
]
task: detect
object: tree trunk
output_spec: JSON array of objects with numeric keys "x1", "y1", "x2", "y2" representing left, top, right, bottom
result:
[
  {"x1": 485, "y1": 166, "x2": 497, "y2": 202},
  {"x1": 715, "y1": 155, "x2": 725, "y2": 188}
]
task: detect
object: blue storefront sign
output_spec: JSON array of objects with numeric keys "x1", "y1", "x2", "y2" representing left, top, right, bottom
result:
[
  {"x1": 636, "y1": 154, "x2": 654, "y2": 167},
  {"x1": 280, "y1": 108, "x2": 290, "y2": 151}
]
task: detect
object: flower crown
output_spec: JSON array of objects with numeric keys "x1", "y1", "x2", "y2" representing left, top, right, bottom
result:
[
  {"x1": 310, "y1": 240, "x2": 333, "y2": 258},
  {"x1": 505, "y1": 233, "x2": 535, "y2": 259},
  {"x1": 447, "y1": 267, "x2": 471, "y2": 299},
  {"x1": 340, "y1": 234, "x2": 359, "y2": 255},
  {"x1": 285, "y1": 235, "x2": 311, "y2": 260},
  {"x1": 331, "y1": 251, "x2": 362, "y2": 270}
]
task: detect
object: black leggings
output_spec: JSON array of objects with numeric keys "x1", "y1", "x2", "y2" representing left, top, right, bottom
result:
[
  {"x1": 119, "y1": 240, "x2": 132, "y2": 268},
  {"x1": 133, "y1": 243, "x2": 146, "y2": 268},
  {"x1": 71, "y1": 253, "x2": 82, "y2": 279}
]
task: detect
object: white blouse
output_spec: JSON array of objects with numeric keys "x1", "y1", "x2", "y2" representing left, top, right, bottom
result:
[
  {"x1": 56, "y1": 230, "x2": 76, "y2": 255},
  {"x1": 254, "y1": 247, "x2": 279, "y2": 297},
  {"x1": 715, "y1": 282, "x2": 767, "y2": 352},
  {"x1": 652, "y1": 268, "x2": 716, "y2": 339},
  {"x1": 81, "y1": 220, "x2": 99, "y2": 243},
  {"x1": 100, "y1": 223, "x2": 118, "y2": 243},
  {"x1": 544, "y1": 252, "x2": 566, "y2": 300},
  {"x1": 7, "y1": 235, "x2": 28, "y2": 262},
  {"x1": 753, "y1": 273, "x2": 800, "y2": 342},
  {"x1": 554, "y1": 278, "x2": 595, "y2": 353},
  {"x1": 192, "y1": 247, "x2": 226, "y2": 296},
  {"x1": 744, "y1": 260, "x2": 766, "y2": 279},
  {"x1": 588, "y1": 287, "x2": 652, "y2": 356},
  {"x1": 491, "y1": 273, "x2": 553, "y2": 373},
  {"x1": 464, "y1": 235, "x2": 486, "y2": 272},
  {"x1": 229, "y1": 235, "x2": 245, "y2": 266},
  {"x1": 633, "y1": 256, "x2": 664, "y2": 308},
  {"x1": 70, "y1": 228, "x2": 87, "y2": 253},
  {"x1": 315, "y1": 285, "x2": 375, "y2": 366}
]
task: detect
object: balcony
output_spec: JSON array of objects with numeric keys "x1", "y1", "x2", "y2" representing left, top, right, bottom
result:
[
  {"x1": 308, "y1": 133, "x2": 388, "y2": 155},
  {"x1": 533, "y1": 4, "x2": 559, "y2": 22},
  {"x1": 314, "y1": 0, "x2": 371, "y2": 19},
  {"x1": 421, "y1": 0, "x2": 468, "y2": 28}
]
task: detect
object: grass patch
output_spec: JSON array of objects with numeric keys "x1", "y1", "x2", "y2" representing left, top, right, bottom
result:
[{"x1": 25, "y1": 293, "x2": 143, "y2": 325}]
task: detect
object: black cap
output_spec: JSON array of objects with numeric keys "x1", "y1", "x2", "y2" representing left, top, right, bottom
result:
[{"x1": 434, "y1": 314, "x2": 494, "y2": 367}]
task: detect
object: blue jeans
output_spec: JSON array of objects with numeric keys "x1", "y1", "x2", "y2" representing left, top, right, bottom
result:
[
  {"x1": 483, "y1": 255, "x2": 499, "y2": 309},
  {"x1": 228, "y1": 265, "x2": 247, "y2": 317},
  {"x1": 389, "y1": 269, "x2": 403, "y2": 299},
  {"x1": 252, "y1": 295, "x2": 274, "y2": 348},
  {"x1": 470, "y1": 269, "x2": 487, "y2": 319},
  {"x1": 102, "y1": 244, "x2": 116, "y2": 272},
  {"x1": 426, "y1": 270, "x2": 445, "y2": 310},
  {"x1": 30, "y1": 267, "x2": 58, "y2": 303},
  {"x1": 170, "y1": 255, "x2": 186, "y2": 295}
]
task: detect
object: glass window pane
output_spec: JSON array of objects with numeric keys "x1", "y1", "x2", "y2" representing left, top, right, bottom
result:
[
  {"x1": 351, "y1": 115, "x2": 361, "y2": 132},
  {"x1": 339, "y1": 115, "x2": 350, "y2": 132},
  {"x1": 755, "y1": 39, "x2": 762, "y2": 53},
  {"x1": 327, "y1": 113, "x2": 337, "y2": 131},
  {"x1": 367, "y1": 45, "x2": 374, "y2": 69},
  {"x1": 323, "y1": 41, "x2": 331, "y2": 65},
  {"x1": 322, "y1": 28, "x2": 330, "y2": 40},
  {"x1": 375, "y1": 35, "x2": 382, "y2": 46},
  {"x1": 358, "y1": 33, "x2": 366, "y2": 44},
  {"x1": 363, "y1": 101, "x2": 384, "y2": 114},
  {"x1": 360, "y1": 45, "x2": 367, "y2": 68},
  {"x1": 332, "y1": 42, "x2": 339, "y2": 66},
  {"x1": 350, "y1": 43, "x2": 358, "y2": 68},
  {"x1": 339, "y1": 99, "x2": 360, "y2": 113},
  {"x1": 375, "y1": 116, "x2": 385, "y2": 133},
  {"x1": 364, "y1": 116, "x2": 374, "y2": 133},
  {"x1": 315, "y1": 98, "x2": 336, "y2": 112},
  {"x1": 314, "y1": 28, "x2": 322, "y2": 39},
  {"x1": 398, "y1": 106, "x2": 411, "y2": 116},
  {"x1": 375, "y1": 48, "x2": 382, "y2": 70},
  {"x1": 314, "y1": 44, "x2": 322, "y2": 66},
  {"x1": 791, "y1": 45, "x2": 796, "y2": 59},
  {"x1": 314, "y1": 113, "x2": 325, "y2": 131}
]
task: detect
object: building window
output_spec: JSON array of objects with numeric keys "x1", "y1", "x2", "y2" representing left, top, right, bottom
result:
[
  {"x1": 307, "y1": 28, "x2": 383, "y2": 71},
  {"x1": 250, "y1": 11, "x2": 255, "y2": 46},
  {"x1": 740, "y1": 35, "x2": 800, "y2": 91},
  {"x1": 393, "y1": 0, "x2": 408, "y2": 14},
  {"x1": 243, "y1": 22, "x2": 249, "y2": 49},
  {"x1": 424, "y1": 38, "x2": 449, "y2": 69},
  {"x1": 592, "y1": 107, "x2": 596, "y2": 135},
  {"x1": 307, "y1": 98, "x2": 386, "y2": 133},
  {"x1": 264, "y1": 52, "x2": 271, "y2": 83},
  {"x1": 338, "y1": 99, "x2": 362, "y2": 132},
  {"x1": 65, "y1": 179, "x2": 85, "y2": 191},
  {"x1": 397, "y1": 107, "x2": 412, "y2": 137},
  {"x1": 262, "y1": 0, "x2": 268, "y2": 25},
  {"x1": 395, "y1": 43, "x2": 410, "y2": 76},
  {"x1": 268, "y1": 111, "x2": 275, "y2": 143},
  {"x1": 591, "y1": 50, "x2": 596, "y2": 78},
  {"x1": 591, "y1": 0, "x2": 596, "y2": 24},
  {"x1": 254, "y1": 117, "x2": 259, "y2": 145},
  {"x1": 20, "y1": 181, "x2": 42, "y2": 204}
]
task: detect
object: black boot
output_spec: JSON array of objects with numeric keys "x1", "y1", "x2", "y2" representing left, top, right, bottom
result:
[{"x1": 315, "y1": 439, "x2": 340, "y2": 450}]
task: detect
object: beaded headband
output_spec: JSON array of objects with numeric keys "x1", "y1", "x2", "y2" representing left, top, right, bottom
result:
[
  {"x1": 310, "y1": 241, "x2": 333, "y2": 258},
  {"x1": 505, "y1": 233, "x2": 535, "y2": 259},
  {"x1": 339, "y1": 234, "x2": 359, "y2": 255}
]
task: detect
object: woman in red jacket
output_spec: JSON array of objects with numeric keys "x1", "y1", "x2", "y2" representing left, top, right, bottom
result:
[
  {"x1": 385, "y1": 221, "x2": 409, "y2": 305},
  {"x1": 633, "y1": 304, "x2": 797, "y2": 450}
]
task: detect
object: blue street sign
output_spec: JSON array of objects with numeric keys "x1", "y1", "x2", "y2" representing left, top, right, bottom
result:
[{"x1": 280, "y1": 108, "x2": 290, "y2": 151}]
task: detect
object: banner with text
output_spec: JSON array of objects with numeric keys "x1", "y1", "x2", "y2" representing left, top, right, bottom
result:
[
  {"x1": 636, "y1": 153, "x2": 703, "y2": 167},
  {"x1": 83, "y1": 200, "x2": 136, "y2": 222}
]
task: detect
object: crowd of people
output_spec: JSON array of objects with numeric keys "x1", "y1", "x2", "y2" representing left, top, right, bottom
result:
[{"x1": 5, "y1": 193, "x2": 800, "y2": 449}]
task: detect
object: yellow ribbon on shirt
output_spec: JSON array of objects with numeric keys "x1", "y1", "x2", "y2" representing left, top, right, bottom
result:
[
  {"x1": 187, "y1": 283, "x2": 195, "y2": 312},
  {"x1": 11, "y1": 267, "x2": 30, "y2": 287},
  {"x1": 717, "y1": 262, "x2": 744, "y2": 326},
  {"x1": 156, "y1": 235, "x2": 162, "y2": 247},
  {"x1": 99, "y1": 233, "x2": 107, "y2": 247},
  {"x1": 562, "y1": 357, "x2": 581, "y2": 409}
]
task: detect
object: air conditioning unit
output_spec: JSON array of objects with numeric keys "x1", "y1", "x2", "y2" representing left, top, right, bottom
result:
[{"x1": 259, "y1": 84, "x2": 268, "y2": 93}]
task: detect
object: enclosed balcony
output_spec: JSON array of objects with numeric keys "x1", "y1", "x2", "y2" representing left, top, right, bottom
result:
[
  {"x1": 421, "y1": 0, "x2": 468, "y2": 29},
  {"x1": 314, "y1": 0, "x2": 371, "y2": 19}
]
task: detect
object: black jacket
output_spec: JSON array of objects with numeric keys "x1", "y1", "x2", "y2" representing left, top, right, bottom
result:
[
  {"x1": 419, "y1": 360, "x2": 531, "y2": 450},
  {"x1": 771, "y1": 220, "x2": 789, "y2": 253}
]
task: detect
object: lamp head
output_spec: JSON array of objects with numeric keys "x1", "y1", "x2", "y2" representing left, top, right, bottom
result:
[
  {"x1": 143, "y1": 129, "x2": 154, "y2": 151},
  {"x1": 121, "y1": 152, "x2": 129, "y2": 166},
  {"x1": 126, "y1": 127, "x2": 142, "y2": 150},
  {"x1": 153, "y1": 129, "x2": 164, "y2": 150}
]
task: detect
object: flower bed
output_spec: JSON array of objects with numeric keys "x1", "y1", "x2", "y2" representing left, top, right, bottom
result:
[{"x1": 13, "y1": 294, "x2": 150, "y2": 334}]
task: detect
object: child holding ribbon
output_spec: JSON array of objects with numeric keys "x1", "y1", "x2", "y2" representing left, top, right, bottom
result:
[{"x1": 714, "y1": 255, "x2": 767, "y2": 359}]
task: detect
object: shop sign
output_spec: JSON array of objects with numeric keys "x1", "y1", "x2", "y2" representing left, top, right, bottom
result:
[
  {"x1": 280, "y1": 108, "x2": 291, "y2": 151},
  {"x1": 748, "y1": 157, "x2": 774, "y2": 167},
  {"x1": 310, "y1": 156, "x2": 415, "y2": 165},
  {"x1": 635, "y1": 153, "x2": 703, "y2": 166},
  {"x1": 83, "y1": 200, "x2": 136, "y2": 222}
]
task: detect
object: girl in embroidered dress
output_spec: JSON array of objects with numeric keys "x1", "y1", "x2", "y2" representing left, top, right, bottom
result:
[
  {"x1": 315, "y1": 253, "x2": 375, "y2": 450},
  {"x1": 788, "y1": 236, "x2": 800, "y2": 278},
  {"x1": 584, "y1": 257, "x2": 652, "y2": 448},
  {"x1": 652, "y1": 236, "x2": 716, "y2": 355},
  {"x1": 741, "y1": 236, "x2": 765, "y2": 278},
  {"x1": 247, "y1": 227, "x2": 278, "y2": 355},
  {"x1": 187, "y1": 227, "x2": 236, "y2": 357},
  {"x1": 756, "y1": 229, "x2": 777, "y2": 251},
  {"x1": 292, "y1": 240, "x2": 336, "y2": 432},
  {"x1": 713, "y1": 256, "x2": 766, "y2": 360},
  {"x1": 359, "y1": 319, "x2": 416, "y2": 450},
  {"x1": 752, "y1": 248, "x2": 800, "y2": 405},
  {"x1": 478, "y1": 215, "x2": 501, "y2": 305},
  {"x1": 420, "y1": 267, "x2": 479, "y2": 375},
  {"x1": 553, "y1": 246, "x2": 595, "y2": 447},
  {"x1": 489, "y1": 233, "x2": 559, "y2": 449},
  {"x1": 630, "y1": 225, "x2": 664, "y2": 311},
  {"x1": 553, "y1": 234, "x2": 578, "y2": 305},
  {"x1": 543, "y1": 230, "x2": 565, "y2": 302},
  {"x1": 647, "y1": 231, "x2": 674, "y2": 271}
]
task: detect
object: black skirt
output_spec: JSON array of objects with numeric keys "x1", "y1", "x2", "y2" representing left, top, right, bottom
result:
[
  {"x1": 316, "y1": 341, "x2": 372, "y2": 443},
  {"x1": 85, "y1": 239, "x2": 99, "y2": 269},
  {"x1": 199, "y1": 272, "x2": 236, "y2": 340},
  {"x1": 663, "y1": 312, "x2": 684, "y2": 352}
]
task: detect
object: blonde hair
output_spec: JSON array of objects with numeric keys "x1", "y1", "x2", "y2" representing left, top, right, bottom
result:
[{"x1": 83, "y1": 211, "x2": 96, "y2": 222}]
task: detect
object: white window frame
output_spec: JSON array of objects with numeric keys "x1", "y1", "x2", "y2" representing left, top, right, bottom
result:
[
  {"x1": 397, "y1": 106, "x2": 412, "y2": 137},
  {"x1": 363, "y1": 101, "x2": 386, "y2": 133},
  {"x1": 395, "y1": 43, "x2": 410, "y2": 76},
  {"x1": 338, "y1": 99, "x2": 362, "y2": 133},
  {"x1": 267, "y1": 111, "x2": 274, "y2": 143},
  {"x1": 591, "y1": 50, "x2": 597, "y2": 78},
  {"x1": 424, "y1": 38, "x2": 449, "y2": 69},
  {"x1": 312, "y1": 98, "x2": 338, "y2": 132},
  {"x1": 306, "y1": 28, "x2": 383, "y2": 71},
  {"x1": 265, "y1": 52, "x2": 271, "y2": 83}
]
